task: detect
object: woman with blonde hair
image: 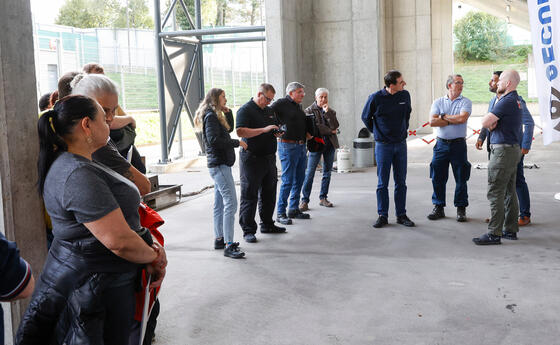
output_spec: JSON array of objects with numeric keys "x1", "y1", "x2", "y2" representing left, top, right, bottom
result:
[{"x1": 195, "y1": 88, "x2": 247, "y2": 258}]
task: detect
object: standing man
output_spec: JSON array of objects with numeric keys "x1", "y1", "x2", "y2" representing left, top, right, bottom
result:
[
  {"x1": 236, "y1": 83, "x2": 286, "y2": 243},
  {"x1": 361, "y1": 70, "x2": 415, "y2": 228},
  {"x1": 272, "y1": 82, "x2": 313, "y2": 225},
  {"x1": 300, "y1": 87, "x2": 340, "y2": 210},
  {"x1": 476, "y1": 71, "x2": 534, "y2": 226},
  {"x1": 427, "y1": 75, "x2": 472, "y2": 222},
  {"x1": 473, "y1": 70, "x2": 523, "y2": 245}
]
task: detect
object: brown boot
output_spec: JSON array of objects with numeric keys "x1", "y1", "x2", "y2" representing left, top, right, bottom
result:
[
  {"x1": 299, "y1": 202, "x2": 309, "y2": 212},
  {"x1": 319, "y1": 198, "x2": 333, "y2": 207}
]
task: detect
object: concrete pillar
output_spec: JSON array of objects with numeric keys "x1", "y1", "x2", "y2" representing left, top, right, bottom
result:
[
  {"x1": 431, "y1": 0, "x2": 454, "y2": 104},
  {"x1": 0, "y1": 0, "x2": 47, "y2": 338},
  {"x1": 266, "y1": 0, "x2": 384, "y2": 147}
]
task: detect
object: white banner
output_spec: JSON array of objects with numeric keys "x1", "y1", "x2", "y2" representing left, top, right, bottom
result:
[{"x1": 528, "y1": 0, "x2": 560, "y2": 145}]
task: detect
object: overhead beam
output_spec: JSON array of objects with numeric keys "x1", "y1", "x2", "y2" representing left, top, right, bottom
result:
[{"x1": 160, "y1": 25, "x2": 265, "y2": 38}]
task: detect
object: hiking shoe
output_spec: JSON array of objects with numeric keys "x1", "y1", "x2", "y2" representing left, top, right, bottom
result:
[
  {"x1": 396, "y1": 215, "x2": 415, "y2": 227},
  {"x1": 502, "y1": 231, "x2": 518, "y2": 240},
  {"x1": 214, "y1": 237, "x2": 225, "y2": 250},
  {"x1": 456, "y1": 206, "x2": 467, "y2": 222},
  {"x1": 243, "y1": 234, "x2": 257, "y2": 243},
  {"x1": 472, "y1": 233, "x2": 501, "y2": 245},
  {"x1": 319, "y1": 198, "x2": 333, "y2": 207},
  {"x1": 427, "y1": 205, "x2": 445, "y2": 220},
  {"x1": 287, "y1": 209, "x2": 310, "y2": 219},
  {"x1": 224, "y1": 242, "x2": 245, "y2": 259},
  {"x1": 260, "y1": 224, "x2": 286, "y2": 234},
  {"x1": 373, "y1": 215, "x2": 388, "y2": 228},
  {"x1": 299, "y1": 202, "x2": 309, "y2": 212},
  {"x1": 518, "y1": 216, "x2": 531, "y2": 226},
  {"x1": 277, "y1": 214, "x2": 292, "y2": 225}
]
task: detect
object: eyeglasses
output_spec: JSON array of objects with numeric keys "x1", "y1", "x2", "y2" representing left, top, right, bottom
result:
[
  {"x1": 453, "y1": 81, "x2": 464, "y2": 85},
  {"x1": 263, "y1": 94, "x2": 274, "y2": 103}
]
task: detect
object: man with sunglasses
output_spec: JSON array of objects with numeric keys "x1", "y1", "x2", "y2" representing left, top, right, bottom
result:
[{"x1": 236, "y1": 83, "x2": 286, "y2": 243}]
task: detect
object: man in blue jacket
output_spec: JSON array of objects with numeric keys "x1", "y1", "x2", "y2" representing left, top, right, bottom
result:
[
  {"x1": 361, "y1": 70, "x2": 415, "y2": 228},
  {"x1": 476, "y1": 70, "x2": 534, "y2": 226}
]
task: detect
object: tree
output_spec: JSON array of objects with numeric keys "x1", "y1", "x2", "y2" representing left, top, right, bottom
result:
[
  {"x1": 454, "y1": 11, "x2": 509, "y2": 61},
  {"x1": 114, "y1": 0, "x2": 154, "y2": 29},
  {"x1": 55, "y1": 0, "x2": 120, "y2": 28}
]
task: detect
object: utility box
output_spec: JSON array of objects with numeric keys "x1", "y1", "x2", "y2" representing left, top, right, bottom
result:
[{"x1": 353, "y1": 137, "x2": 375, "y2": 168}]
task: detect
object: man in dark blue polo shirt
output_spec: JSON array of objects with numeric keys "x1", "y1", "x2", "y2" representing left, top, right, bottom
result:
[
  {"x1": 236, "y1": 83, "x2": 286, "y2": 243},
  {"x1": 1, "y1": 232, "x2": 35, "y2": 344},
  {"x1": 271, "y1": 82, "x2": 313, "y2": 225},
  {"x1": 473, "y1": 70, "x2": 523, "y2": 245},
  {"x1": 361, "y1": 70, "x2": 415, "y2": 228}
]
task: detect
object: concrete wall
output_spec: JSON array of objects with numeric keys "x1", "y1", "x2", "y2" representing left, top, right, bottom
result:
[{"x1": 266, "y1": 0, "x2": 455, "y2": 143}]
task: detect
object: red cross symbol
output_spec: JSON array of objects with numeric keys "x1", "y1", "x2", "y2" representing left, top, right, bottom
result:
[
  {"x1": 473, "y1": 129, "x2": 480, "y2": 135},
  {"x1": 408, "y1": 130, "x2": 417, "y2": 136},
  {"x1": 422, "y1": 138, "x2": 435, "y2": 144}
]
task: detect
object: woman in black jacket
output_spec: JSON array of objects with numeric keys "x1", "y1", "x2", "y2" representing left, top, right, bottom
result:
[
  {"x1": 17, "y1": 95, "x2": 166, "y2": 345},
  {"x1": 194, "y1": 88, "x2": 247, "y2": 259}
]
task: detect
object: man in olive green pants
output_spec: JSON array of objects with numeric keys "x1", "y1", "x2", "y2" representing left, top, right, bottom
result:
[{"x1": 473, "y1": 70, "x2": 523, "y2": 245}]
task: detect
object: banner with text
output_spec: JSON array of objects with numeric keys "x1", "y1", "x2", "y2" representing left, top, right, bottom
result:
[{"x1": 528, "y1": 0, "x2": 560, "y2": 145}]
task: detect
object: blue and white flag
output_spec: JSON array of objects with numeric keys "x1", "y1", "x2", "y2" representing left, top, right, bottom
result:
[{"x1": 528, "y1": 0, "x2": 560, "y2": 144}]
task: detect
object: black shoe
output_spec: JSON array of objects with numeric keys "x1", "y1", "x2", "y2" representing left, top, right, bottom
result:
[
  {"x1": 224, "y1": 242, "x2": 245, "y2": 258},
  {"x1": 287, "y1": 209, "x2": 311, "y2": 219},
  {"x1": 472, "y1": 233, "x2": 501, "y2": 245},
  {"x1": 427, "y1": 205, "x2": 445, "y2": 220},
  {"x1": 214, "y1": 237, "x2": 225, "y2": 249},
  {"x1": 502, "y1": 231, "x2": 518, "y2": 240},
  {"x1": 397, "y1": 215, "x2": 415, "y2": 227},
  {"x1": 372, "y1": 215, "x2": 388, "y2": 228},
  {"x1": 277, "y1": 214, "x2": 292, "y2": 225},
  {"x1": 456, "y1": 206, "x2": 467, "y2": 222},
  {"x1": 260, "y1": 224, "x2": 286, "y2": 234},
  {"x1": 243, "y1": 233, "x2": 257, "y2": 243}
]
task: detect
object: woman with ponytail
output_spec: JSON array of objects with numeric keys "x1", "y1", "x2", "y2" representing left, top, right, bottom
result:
[
  {"x1": 194, "y1": 88, "x2": 247, "y2": 258},
  {"x1": 17, "y1": 95, "x2": 166, "y2": 345}
]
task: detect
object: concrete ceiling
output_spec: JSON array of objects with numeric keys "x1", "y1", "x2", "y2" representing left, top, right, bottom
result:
[{"x1": 460, "y1": 0, "x2": 529, "y2": 30}]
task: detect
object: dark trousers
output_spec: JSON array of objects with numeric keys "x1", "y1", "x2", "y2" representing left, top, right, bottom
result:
[
  {"x1": 103, "y1": 280, "x2": 136, "y2": 345},
  {"x1": 430, "y1": 139, "x2": 471, "y2": 207},
  {"x1": 375, "y1": 141, "x2": 408, "y2": 217},
  {"x1": 239, "y1": 150, "x2": 277, "y2": 234},
  {"x1": 516, "y1": 155, "x2": 531, "y2": 217}
]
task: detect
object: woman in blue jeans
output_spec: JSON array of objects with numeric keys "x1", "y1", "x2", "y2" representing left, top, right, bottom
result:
[
  {"x1": 300, "y1": 88, "x2": 340, "y2": 210},
  {"x1": 194, "y1": 88, "x2": 247, "y2": 259}
]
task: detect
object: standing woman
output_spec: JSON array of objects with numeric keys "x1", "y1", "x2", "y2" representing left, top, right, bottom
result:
[
  {"x1": 300, "y1": 88, "x2": 340, "y2": 210},
  {"x1": 17, "y1": 95, "x2": 165, "y2": 344},
  {"x1": 195, "y1": 88, "x2": 247, "y2": 259}
]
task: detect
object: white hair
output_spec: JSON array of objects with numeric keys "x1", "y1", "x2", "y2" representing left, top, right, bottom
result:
[
  {"x1": 70, "y1": 73, "x2": 118, "y2": 98},
  {"x1": 315, "y1": 88, "x2": 329, "y2": 97},
  {"x1": 286, "y1": 81, "x2": 305, "y2": 95}
]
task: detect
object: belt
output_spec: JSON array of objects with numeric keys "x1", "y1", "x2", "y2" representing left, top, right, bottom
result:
[
  {"x1": 437, "y1": 137, "x2": 465, "y2": 143},
  {"x1": 490, "y1": 143, "x2": 519, "y2": 148},
  {"x1": 279, "y1": 139, "x2": 304, "y2": 144}
]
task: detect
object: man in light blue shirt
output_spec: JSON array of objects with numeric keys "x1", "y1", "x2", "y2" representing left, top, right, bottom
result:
[{"x1": 428, "y1": 75, "x2": 472, "y2": 222}]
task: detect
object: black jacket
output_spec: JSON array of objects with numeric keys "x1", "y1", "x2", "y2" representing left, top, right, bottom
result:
[
  {"x1": 203, "y1": 110, "x2": 240, "y2": 167},
  {"x1": 16, "y1": 238, "x2": 141, "y2": 345}
]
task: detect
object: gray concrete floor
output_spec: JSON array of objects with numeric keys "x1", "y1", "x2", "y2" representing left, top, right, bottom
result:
[{"x1": 149, "y1": 130, "x2": 560, "y2": 345}]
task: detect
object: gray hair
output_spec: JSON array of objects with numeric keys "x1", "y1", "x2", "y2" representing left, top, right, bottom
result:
[
  {"x1": 286, "y1": 82, "x2": 305, "y2": 95},
  {"x1": 70, "y1": 73, "x2": 118, "y2": 98},
  {"x1": 315, "y1": 88, "x2": 329, "y2": 97},
  {"x1": 446, "y1": 74, "x2": 462, "y2": 89}
]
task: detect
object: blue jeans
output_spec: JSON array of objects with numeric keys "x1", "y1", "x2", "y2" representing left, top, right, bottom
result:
[
  {"x1": 516, "y1": 155, "x2": 530, "y2": 217},
  {"x1": 301, "y1": 141, "x2": 335, "y2": 203},
  {"x1": 277, "y1": 142, "x2": 307, "y2": 214},
  {"x1": 375, "y1": 141, "x2": 408, "y2": 217},
  {"x1": 429, "y1": 139, "x2": 471, "y2": 207},
  {"x1": 209, "y1": 165, "x2": 237, "y2": 243}
]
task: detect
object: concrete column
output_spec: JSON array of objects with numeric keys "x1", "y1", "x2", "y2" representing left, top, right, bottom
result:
[
  {"x1": 431, "y1": 0, "x2": 454, "y2": 103},
  {"x1": 0, "y1": 0, "x2": 47, "y2": 337}
]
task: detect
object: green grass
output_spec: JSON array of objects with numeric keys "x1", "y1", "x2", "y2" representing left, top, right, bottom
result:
[{"x1": 455, "y1": 61, "x2": 536, "y2": 103}]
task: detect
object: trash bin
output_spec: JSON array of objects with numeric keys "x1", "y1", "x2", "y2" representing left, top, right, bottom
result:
[{"x1": 353, "y1": 129, "x2": 375, "y2": 168}]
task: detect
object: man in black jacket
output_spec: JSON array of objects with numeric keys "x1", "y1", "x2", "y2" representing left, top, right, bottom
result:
[
  {"x1": 236, "y1": 83, "x2": 286, "y2": 243},
  {"x1": 271, "y1": 82, "x2": 313, "y2": 225}
]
